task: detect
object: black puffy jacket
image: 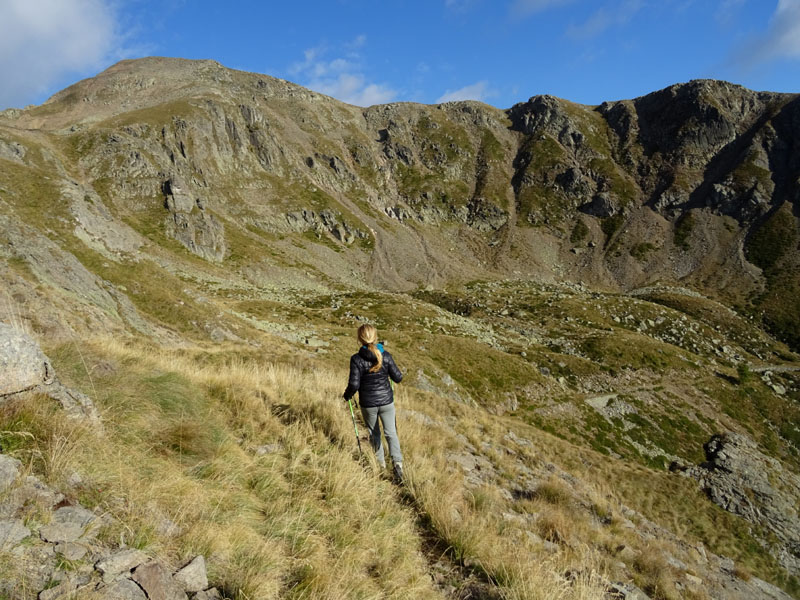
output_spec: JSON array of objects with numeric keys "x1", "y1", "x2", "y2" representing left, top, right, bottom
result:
[{"x1": 343, "y1": 346, "x2": 403, "y2": 407}]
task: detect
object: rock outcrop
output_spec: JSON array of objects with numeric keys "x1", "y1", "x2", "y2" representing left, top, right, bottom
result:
[
  {"x1": 678, "y1": 433, "x2": 800, "y2": 575},
  {"x1": 0, "y1": 323, "x2": 55, "y2": 396},
  {"x1": 0, "y1": 323, "x2": 99, "y2": 424}
]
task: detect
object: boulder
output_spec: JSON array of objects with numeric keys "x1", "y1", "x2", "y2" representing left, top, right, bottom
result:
[
  {"x1": 95, "y1": 578, "x2": 148, "y2": 600},
  {"x1": 38, "y1": 580, "x2": 78, "y2": 600},
  {"x1": 173, "y1": 555, "x2": 208, "y2": 593},
  {"x1": 96, "y1": 549, "x2": 149, "y2": 583},
  {"x1": 0, "y1": 518, "x2": 30, "y2": 549},
  {"x1": 54, "y1": 541, "x2": 88, "y2": 561},
  {"x1": 132, "y1": 562, "x2": 188, "y2": 600},
  {"x1": 0, "y1": 323, "x2": 55, "y2": 396},
  {"x1": 39, "y1": 505, "x2": 97, "y2": 543}
]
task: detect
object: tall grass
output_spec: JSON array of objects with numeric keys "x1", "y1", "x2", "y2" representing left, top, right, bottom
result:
[{"x1": 2, "y1": 336, "x2": 792, "y2": 599}]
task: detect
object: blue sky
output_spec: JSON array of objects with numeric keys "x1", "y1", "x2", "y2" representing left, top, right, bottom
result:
[{"x1": 1, "y1": 0, "x2": 800, "y2": 110}]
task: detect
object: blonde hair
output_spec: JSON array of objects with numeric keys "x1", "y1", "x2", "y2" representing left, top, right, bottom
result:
[{"x1": 357, "y1": 324, "x2": 383, "y2": 373}]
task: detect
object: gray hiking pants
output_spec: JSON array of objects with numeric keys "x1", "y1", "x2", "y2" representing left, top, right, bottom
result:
[{"x1": 360, "y1": 403, "x2": 403, "y2": 467}]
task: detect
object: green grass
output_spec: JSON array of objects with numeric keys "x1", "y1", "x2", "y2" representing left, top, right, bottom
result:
[
  {"x1": 570, "y1": 219, "x2": 590, "y2": 244},
  {"x1": 630, "y1": 242, "x2": 657, "y2": 261},
  {"x1": 601, "y1": 213, "x2": 624, "y2": 244},
  {"x1": 674, "y1": 212, "x2": 696, "y2": 251},
  {"x1": 746, "y1": 204, "x2": 796, "y2": 272}
]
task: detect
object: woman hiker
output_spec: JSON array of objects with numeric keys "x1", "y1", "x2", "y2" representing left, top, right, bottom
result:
[{"x1": 343, "y1": 324, "x2": 405, "y2": 482}]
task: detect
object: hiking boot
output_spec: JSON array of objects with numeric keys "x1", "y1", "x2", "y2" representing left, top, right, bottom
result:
[{"x1": 393, "y1": 463, "x2": 404, "y2": 484}]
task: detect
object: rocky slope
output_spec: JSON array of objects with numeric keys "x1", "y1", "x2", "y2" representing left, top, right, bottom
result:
[
  {"x1": 0, "y1": 57, "x2": 798, "y2": 347},
  {"x1": 1, "y1": 57, "x2": 799, "y2": 598}
]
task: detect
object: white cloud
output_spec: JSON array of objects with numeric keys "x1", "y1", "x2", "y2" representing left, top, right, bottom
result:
[
  {"x1": 716, "y1": 0, "x2": 747, "y2": 25},
  {"x1": 289, "y1": 38, "x2": 397, "y2": 107},
  {"x1": 0, "y1": 0, "x2": 120, "y2": 109},
  {"x1": 765, "y1": 0, "x2": 800, "y2": 58},
  {"x1": 346, "y1": 34, "x2": 367, "y2": 50},
  {"x1": 436, "y1": 80, "x2": 494, "y2": 103},
  {"x1": 566, "y1": 0, "x2": 643, "y2": 40},
  {"x1": 310, "y1": 73, "x2": 396, "y2": 106},
  {"x1": 734, "y1": 0, "x2": 800, "y2": 67},
  {"x1": 510, "y1": 0, "x2": 576, "y2": 17}
]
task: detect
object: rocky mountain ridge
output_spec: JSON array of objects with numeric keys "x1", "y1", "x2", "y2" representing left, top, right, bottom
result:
[{"x1": 1, "y1": 57, "x2": 797, "y2": 348}]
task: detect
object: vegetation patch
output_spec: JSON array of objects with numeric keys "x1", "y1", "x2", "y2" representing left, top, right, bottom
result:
[{"x1": 674, "y1": 211, "x2": 696, "y2": 250}]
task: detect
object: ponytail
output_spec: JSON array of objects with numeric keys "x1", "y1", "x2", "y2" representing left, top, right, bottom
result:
[
  {"x1": 367, "y1": 342, "x2": 383, "y2": 373},
  {"x1": 357, "y1": 324, "x2": 383, "y2": 373}
]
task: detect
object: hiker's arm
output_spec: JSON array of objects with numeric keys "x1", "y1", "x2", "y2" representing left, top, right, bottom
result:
[
  {"x1": 343, "y1": 355, "x2": 361, "y2": 400},
  {"x1": 386, "y1": 353, "x2": 403, "y2": 384}
]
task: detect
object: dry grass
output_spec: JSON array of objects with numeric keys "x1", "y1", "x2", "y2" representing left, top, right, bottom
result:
[{"x1": 3, "y1": 334, "x2": 790, "y2": 599}]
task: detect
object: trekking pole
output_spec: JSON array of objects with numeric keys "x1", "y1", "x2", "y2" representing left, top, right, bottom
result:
[{"x1": 347, "y1": 398, "x2": 363, "y2": 457}]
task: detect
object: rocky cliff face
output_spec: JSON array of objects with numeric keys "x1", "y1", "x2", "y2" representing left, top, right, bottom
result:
[{"x1": 1, "y1": 57, "x2": 797, "y2": 348}]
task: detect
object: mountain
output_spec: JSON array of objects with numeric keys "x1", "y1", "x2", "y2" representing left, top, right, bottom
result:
[{"x1": 0, "y1": 57, "x2": 799, "y2": 599}]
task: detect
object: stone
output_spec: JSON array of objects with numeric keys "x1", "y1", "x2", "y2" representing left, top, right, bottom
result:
[
  {"x1": 607, "y1": 582, "x2": 651, "y2": 599},
  {"x1": 55, "y1": 542, "x2": 88, "y2": 561},
  {"x1": 53, "y1": 505, "x2": 96, "y2": 528},
  {"x1": 770, "y1": 383, "x2": 786, "y2": 395},
  {"x1": 579, "y1": 193, "x2": 618, "y2": 218},
  {"x1": 39, "y1": 505, "x2": 96, "y2": 543},
  {"x1": 255, "y1": 444, "x2": 281, "y2": 456},
  {"x1": 173, "y1": 555, "x2": 208, "y2": 593},
  {"x1": 0, "y1": 518, "x2": 30, "y2": 549},
  {"x1": 96, "y1": 578, "x2": 148, "y2": 600},
  {"x1": 684, "y1": 573, "x2": 702, "y2": 586},
  {"x1": 0, "y1": 475, "x2": 64, "y2": 519},
  {"x1": 304, "y1": 337, "x2": 328, "y2": 348},
  {"x1": 0, "y1": 454, "x2": 21, "y2": 492},
  {"x1": 45, "y1": 384, "x2": 102, "y2": 424},
  {"x1": 96, "y1": 549, "x2": 150, "y2": 583},
  {"x1": 39, "y1": 522, "x2": 85, "y2": 543},
  {"x1": 193, "y1": 589, "x2": 222, "y2": 600},
  {"x1": 132, "y1": 562, "x2": 188, "y2": 600},
  {"x1": 38, "y1": 580, "x2": 78, "y2": 600},
  {"x1": 0, "y1": 323, "x2": 55, "y2": 396}
]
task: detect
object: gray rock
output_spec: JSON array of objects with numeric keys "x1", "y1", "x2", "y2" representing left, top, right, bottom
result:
[
  {"x1": 96, "y1": 549, "x2": 149, "y2": 583},
  {"x1": 683, "y1": 433, "x2": 800, "y2": 575},
  {"x1": 38, "y1": 580, "x2": 78, "y2": 600},
  {"x1": 53, "y1": 505, "x2": 96, "y2": 528},
  {"x1": 39, "y1": 521, "x2": 85, "y2": 543},
  {"x1": 132, "y1": 562, "x2": 188, "y2": 600},
  {"x1": 580, "y1": 193, "x2": 618, "y2": 218},
  {"x1": 0, "y1": 323, "x2": 55, "y2": 396},
  {"x1": 607, "y1": 582, "x2": 651, "y2": 599},
  {"x1": 0, "y1": 518, "x2": 30, "y2": 549},
  {"x1": 0, "y1": 139, "x2": 26, "y2": 163},
  {"x1": 40, "y1": 505, "x2": 97, "y2": 543},
  {"x1": 55, "y1": 541, "x2": 88, "y2": 561},
  {"x1": 0, "y1": 475, "x2": 64, "y2": 519},
  {"x1": 0, "y1": 454, "x2": 21, "y2": 492},
  {"x1": 96, "y1": 578, "x2": 148, "y2": 600},
  {"x1": 255, "y1": 444, "x2": 281, "y2": 456},
  {"x1": 173, "y1": 555, "x2": 208, "y2": 593},
  {"x1": 45, "y1": 383, "x2": 102, "y2": 424},
  {"x1": 192, "y1": 589, "x2": 222, "y2": 600},
  {"x1": 304, "y1": 337, "x2": 328, "y2": 348}
]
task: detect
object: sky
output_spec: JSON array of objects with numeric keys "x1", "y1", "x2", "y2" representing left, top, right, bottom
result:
[{"x1": 1, "y1": 0, "x2": 800, "y2": 111}]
